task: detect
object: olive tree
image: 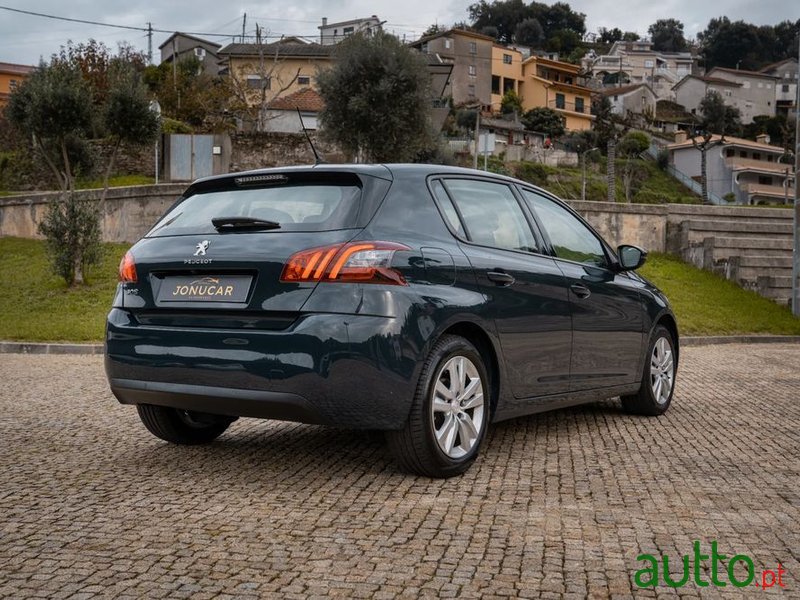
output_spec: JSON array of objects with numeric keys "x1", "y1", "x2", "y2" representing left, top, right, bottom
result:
[{"x1": 317, "y1": 32, "x2": 434, "y2": 162}]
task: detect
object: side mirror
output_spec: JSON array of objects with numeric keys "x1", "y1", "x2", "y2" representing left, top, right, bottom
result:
[{"x1": 617, "y1": 244, "x2": 647, "y2": 271}]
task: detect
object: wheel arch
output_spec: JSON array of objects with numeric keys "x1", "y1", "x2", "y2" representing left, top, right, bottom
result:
[
  {"x1": 439, "y1": 321, "x2": 502, "y2": 417},
  {"x1": 654, "y1": 312, "x2": 679, "y2": 366}
]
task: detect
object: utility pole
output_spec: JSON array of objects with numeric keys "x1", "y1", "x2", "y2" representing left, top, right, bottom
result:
[
  {"x1": 147, "y1": 22, "x2": 153, "y2": 64},
  {"x1": 792, "y1": 29, "x2": 800, "y2": 316},
  {"x1": 242, "y1": 13, "x2": 247, "y2": 42},
  {"x1": 473, "y1": 108, "x2": 480, "y2": 170}
]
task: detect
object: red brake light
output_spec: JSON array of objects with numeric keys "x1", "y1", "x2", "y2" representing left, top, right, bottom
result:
[
  {"x1": 281, "y1": 241, "x2": 410, "y2": 285},
  {"x1": 119, "y1": 251, "x2": 137, "y2": 283}
]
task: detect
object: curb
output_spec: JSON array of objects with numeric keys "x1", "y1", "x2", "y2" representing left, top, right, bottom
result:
[
  {"x1": 0, "y1": 341, "x2": 104, "y2": 355},
  {"x1": 2, "y1": 336, "x2": 800, "y2": 354},
  {"x1": 681, "y1": 335, "x2": 800, "y2": 346}
]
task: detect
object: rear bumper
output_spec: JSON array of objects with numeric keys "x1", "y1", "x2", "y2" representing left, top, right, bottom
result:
[{"x1": 104, "y1": 308, "x2": 420, "y2": 429}]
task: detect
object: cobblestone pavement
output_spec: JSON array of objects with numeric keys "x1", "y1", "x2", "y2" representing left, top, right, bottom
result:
[{"x1": 0, "y1": 344, "x2": 798, "y2": 599}]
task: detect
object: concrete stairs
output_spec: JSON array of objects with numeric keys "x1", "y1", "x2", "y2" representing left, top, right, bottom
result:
[{"x1": 675, "y1": 218, "x2": 795, "y2": 306}]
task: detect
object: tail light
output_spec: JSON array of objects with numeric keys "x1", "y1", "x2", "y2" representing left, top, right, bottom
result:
[
  {"x1": 281, "y1": 241, "x2": 410, "y2": 285},
  {"x1": 119, "y1": 251, "x2": 137, "y2": 283}
]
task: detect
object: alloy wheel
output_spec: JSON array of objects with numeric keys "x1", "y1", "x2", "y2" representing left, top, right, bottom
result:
[
  {"x1": 430, "y1": 355, "x2": 485, "y2": 459},
  {"x1": 650, "y1": 337, "x2": 674, "y2": 404}
]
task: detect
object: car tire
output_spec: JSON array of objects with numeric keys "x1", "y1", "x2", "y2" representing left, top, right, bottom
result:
[
  {"x1": 136, "y1": 404, "x2": 235, "y2": 445},
  {"x1": 621, "y1": 325, "x2": 676, "y2": 416},
  {"x1": 386, "y1": 335, "x2": 490, "y2": 478}
]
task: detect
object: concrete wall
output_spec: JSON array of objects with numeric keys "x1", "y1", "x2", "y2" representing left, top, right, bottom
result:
[
  {"x1": 0, "y1": 184, "x2": 185, "y2": 243},
  {"x1": 1, "y1": 184, "x2": 793, "y2": 252}
]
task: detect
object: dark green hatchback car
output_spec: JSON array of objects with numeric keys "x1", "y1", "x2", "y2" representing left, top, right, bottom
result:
[{"x1": 105, "y1": 164, "x2": 678, "y2": 477}]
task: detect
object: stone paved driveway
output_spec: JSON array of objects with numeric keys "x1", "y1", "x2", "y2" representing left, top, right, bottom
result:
[{"x1": 0, "y1": 344, "x2": 798, "y2": 599}]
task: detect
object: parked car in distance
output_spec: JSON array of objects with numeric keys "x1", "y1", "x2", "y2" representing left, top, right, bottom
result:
[{"x1": 105, "y1": 164, "x2": 678, "y2": 478}]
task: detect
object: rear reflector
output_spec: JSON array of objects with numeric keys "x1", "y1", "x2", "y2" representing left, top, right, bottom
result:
[
  {"x1": 119, "y1": 251, "x2": 137, "y2": 283},
  {"x1": 281, "y1": 241, "x2": 410, "y2": 285}
]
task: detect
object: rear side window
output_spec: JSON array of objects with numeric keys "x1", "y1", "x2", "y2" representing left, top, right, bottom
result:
[
  {"x1": 442, "y1": 179, "x2": 538, "y2": 253},
  {"x1": 149, "y1": 182, "x2": 362, "y2": 237}
]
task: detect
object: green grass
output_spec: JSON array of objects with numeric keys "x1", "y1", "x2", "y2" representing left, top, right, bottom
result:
[
  {"x1": 75, "y1": 175, "x2": 155, "y2": 190},
  {"x1": 0, "y1": 239, "x2": 798, "y2": 341},
  {"x1": 640, "y1": 253, "x2": 800, "y2": 336},
  {"x1": 0, "y1": 237, "x2": 129, "y2": 342},
  {"x1": 505, "y1": 158, "x2": 700, "y2": 204}
]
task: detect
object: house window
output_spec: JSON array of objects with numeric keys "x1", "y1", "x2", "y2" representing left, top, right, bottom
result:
[
  {"x1": 739, "y1": 150, "x2": 747, "y2": 158},
  {"x1": 767, "y1": 155, "x2": 774, "y2": 162},
  {"x1": 725, "y1": 148, "x2": 734, "y2": 157},
  {"x1": 468, "y1": 65, "x2": 476, "y2": 77},
  {"x1": 9, "y1": 79, "x2": 18, "y2": 90},
  {"x1": 575, "y1": 97, "x2": 584, "y2": 113},
  {"x1": 468, "y1": 84, "x2": 476, "y2": 97},
  {"x1": 613, "y1": 95, "x2": 618, "y2": 101},
  {"x1": 491, "y1": 75, "x2": 501, "y2": 95},
  {"x1": 343, "y1": 26, "x2": 354, "y2": 36},
  {"x1": 194, "y1": 47, "x2": 206, "y2": 59},
  {"x1": 298, "y1": 76, "x2": 311, "y2": 85},
  {"x1": 644, "y1": 60, "x2": 654, "y2": 68},
  {"x1": 421, "y1": 42, "x2": 429, "y2": 53},
  {"x1": 503, "y1": 53, "x2": 512, "y2": 64},
  {"x1": 758, "y1": 175, "x2": 773, "y2": 185},
  {"x1": 445, "y1": 38, "x2": 453, "y2": 49},
  {"x1": 246, "y1": 75, "x2": 270, "y2": 90},
  {"x1": 752, "y1": 152, "x2": 761, "y2": 160},
  {"x1": 555, "y1": 93, "x2": 565, "y2": 109},
  {"x1": 469, "y1": 42, "x2": 477, "y2": 54},
  {"x1": 783, "y1": 84, "x2": 790, "y2": 92}
]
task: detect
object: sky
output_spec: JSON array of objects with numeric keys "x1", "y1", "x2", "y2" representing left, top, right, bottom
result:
[{"x1": 1, "y1": 0, "x2": 799, "y2": 66}]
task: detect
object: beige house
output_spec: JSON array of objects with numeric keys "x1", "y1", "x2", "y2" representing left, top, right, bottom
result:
[
  {"x1": 582, "y1": 40, "x2": 695, "y2": 100},
  {"x1": 410, "y1": 29, "x2": 494, "y2": 107},
  {"x1": 598, "y1": 83, "x2": 657, "y2": 120},
  {"x1": 704, "y1": 67, "x2": 779, "y2": 122},
  {"x1": 318, "y1": 16, "x2": 382, "y2": 45},
  {"x1": 672, "y1": 74, "x2": 742, "y2": 118},
  {"x1": 668, "y1": 133, "x2": 794, "y2": 205},
  {"x1": 759, "y1": 58, "x2": 798, "y2": 118},
  {"x1": 218, "y1": 40, "x2": 334, "y2": 130}
]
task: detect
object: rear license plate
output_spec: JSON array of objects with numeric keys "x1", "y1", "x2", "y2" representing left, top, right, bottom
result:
[{"x1": 158, "y1": 275, "x2": 252, "y2": 303}]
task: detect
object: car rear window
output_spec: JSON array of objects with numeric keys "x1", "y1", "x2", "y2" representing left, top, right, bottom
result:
[{"x1": 148, "y1": 182, "x2": 362, "y2": 237}]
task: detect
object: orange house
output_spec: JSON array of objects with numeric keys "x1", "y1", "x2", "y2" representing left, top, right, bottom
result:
[{"x1": 0, "y1": 62, "x2": 35, "y2": 109}]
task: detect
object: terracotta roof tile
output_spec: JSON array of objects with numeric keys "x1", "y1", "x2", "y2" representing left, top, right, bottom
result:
[{"x1": 269, "y1": 88, "x2": 324, "y2": 112}]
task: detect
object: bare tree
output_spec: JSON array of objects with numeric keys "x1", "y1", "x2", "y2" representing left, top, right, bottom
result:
[
  {"x1": 690, "y1": 91, "x2": 741, "y2": 203},
  {"x1": 226, "y1": 26, "x2": 303, "y2": 132}
]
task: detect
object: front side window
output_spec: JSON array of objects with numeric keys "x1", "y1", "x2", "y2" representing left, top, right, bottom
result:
[
  {"x1": 469, "y1": 42, "x2": 477, "y2": 54},
  {"x1": 522, "y1": 190, "x2": 606, "y2": 266},
  {"x1": 503, "y1": 53, "x2": 512, "y2": 64},
  {"x1": 575, "y1": 97, "x2": 584, "y2": 113},
  {"x1": 555, "y1": 93, "x2": 565, "y2": 109},
  {"x1": 442, "y1": 179, "x2": 537, "y2": 253},
  {"x1": 468, "y1": 65, "x2": 476, "y2": 76}
]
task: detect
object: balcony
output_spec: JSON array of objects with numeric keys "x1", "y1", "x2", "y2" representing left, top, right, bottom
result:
[
  {"x1": 740, "y1": 182, "x2": 795, "y2": 201},
  {"x1": 726, "y1": 157, "x2": 792, "y2": 174}
]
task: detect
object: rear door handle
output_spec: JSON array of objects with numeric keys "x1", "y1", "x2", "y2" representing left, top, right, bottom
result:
[
  {"x1": 487, "y1": 271, "x2": 515, "y2": 286},
  {"x1": 570, "y1": 283, "x2": 591, "y2": 299}
]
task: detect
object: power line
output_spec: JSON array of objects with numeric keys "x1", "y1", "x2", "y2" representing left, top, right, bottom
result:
[{"x1": 0, "y1": 5, "x2": 241, "y2": 38}]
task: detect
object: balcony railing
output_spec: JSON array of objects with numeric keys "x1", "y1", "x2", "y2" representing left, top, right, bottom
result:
[
  {"x1": 726, "y1": 157, "x2": 793, "y2": 173},
  {"x1": 547, "y1": 98, "x2": 589, "y2": 114},
  {"x1": 740, "y1": 182, "x2": 795, "y2": 198}
]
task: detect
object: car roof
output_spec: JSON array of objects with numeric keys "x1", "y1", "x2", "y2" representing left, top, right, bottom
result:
[{"x1": 188, "y1": 163, "x2": 536, "y2": 193}]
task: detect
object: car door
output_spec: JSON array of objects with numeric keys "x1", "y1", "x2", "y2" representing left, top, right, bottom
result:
[
  {"x1": 431, "y1": 177, "x2": 573, "y2": 399},
  {"x1": 519, "y1": 188, "x2": 646, "y2": 391}
]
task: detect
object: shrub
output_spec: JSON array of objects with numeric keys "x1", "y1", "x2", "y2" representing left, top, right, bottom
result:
[
  {"x1": 513, "y1": 161, "x2": 552, "y2": 186},
  {"x1": 37, "y1": 192, "x2": 102, "y2": 286}
]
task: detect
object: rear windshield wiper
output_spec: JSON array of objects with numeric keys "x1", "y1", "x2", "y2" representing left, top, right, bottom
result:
[{"x1": 212, "y1": 217, "x2": 282, "y2": 231}]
